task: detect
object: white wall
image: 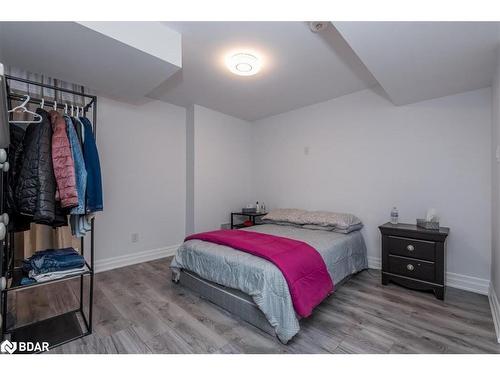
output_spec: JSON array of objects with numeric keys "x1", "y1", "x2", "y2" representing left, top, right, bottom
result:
[
  {"x1": 189, "y1": 105, "x2": 254, "y2": 233},
  {"x1": 252, "y1": 87, "x2": 492, "y2": 281},
  {"x1": 185, "y1": 105, "x2": 195, "y2": 235},
  {"x1": 91, "y1": 75, "x2": 494, "y2": 292},
  {"x1": 491, "y1": 46, "x2": 500, "y2": 306},
  {"x1": 96, "y1": 97, "x2": 186, "y2": 263}
]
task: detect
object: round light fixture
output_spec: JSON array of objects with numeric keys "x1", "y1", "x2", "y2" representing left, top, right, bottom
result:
[{"x1": 226, "y1": 52, "x2": 261, "y2": 76}]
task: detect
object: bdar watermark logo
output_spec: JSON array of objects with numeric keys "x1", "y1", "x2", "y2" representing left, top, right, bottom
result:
[
  {"x1": 1, "y1": 339, "x2": 49, "y2": 354},
  {"x1": 1, "y1": 340, "x2": 16, "y2": 354}
]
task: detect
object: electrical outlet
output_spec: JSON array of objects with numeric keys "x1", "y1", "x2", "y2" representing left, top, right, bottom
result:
[{"x1": 131, "y1": 233, "x2": 139, "y2": 243}]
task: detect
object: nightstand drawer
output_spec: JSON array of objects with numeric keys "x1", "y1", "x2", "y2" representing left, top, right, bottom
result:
[
  {"x1": 388, "y1": 255, "x2": 435, "y2": 282},
  {"x1": 388, "y1": 236, "x2": 436, "y2": 261}
]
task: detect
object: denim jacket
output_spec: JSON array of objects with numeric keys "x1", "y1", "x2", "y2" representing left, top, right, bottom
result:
[
  {"x1": 79, "y1": 116, "x2": 103, "y2": 212},
  {"x1": 64, "y1": 116, "x2": 87, "y2": 214}
]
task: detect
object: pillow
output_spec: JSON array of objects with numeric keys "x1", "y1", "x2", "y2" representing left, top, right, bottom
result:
[
  {"x1": 302, "y1": 223, "x2": 363, "y2": 233},
  {"x1": 262, "y1": 208, "x2": 307, "y2": 225},
  {"x1": 264, "y1": 221, "x2": 302, "y2": 228},
  {"x1": 297, "y1": 211, "x2": 362, "y2": 229},
  {"x1": 302, "y1": 224, "x2": 336, "y2": 231}
]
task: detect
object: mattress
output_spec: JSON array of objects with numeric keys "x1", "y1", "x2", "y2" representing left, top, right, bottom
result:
[{"x1": 170, "y1": 224, "x2": 368, "y2": 343}]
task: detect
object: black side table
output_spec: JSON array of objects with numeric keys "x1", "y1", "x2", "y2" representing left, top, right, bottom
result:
[
  {"x1": 379, "y1": 222, "x2": 449, "y2": 300},
  {"x1": 231, "y1": 212, "x2": 268, "y2": 229}
]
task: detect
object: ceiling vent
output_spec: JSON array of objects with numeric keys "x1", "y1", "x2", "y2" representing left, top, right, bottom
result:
[{"x1": 309, "y1": 22, "x2": 329, "y2": 33}]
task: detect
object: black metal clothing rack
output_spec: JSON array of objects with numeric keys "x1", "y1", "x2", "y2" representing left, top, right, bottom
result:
[{"x1": 0, "y1": 75, "x2": 97, "y2": 351}]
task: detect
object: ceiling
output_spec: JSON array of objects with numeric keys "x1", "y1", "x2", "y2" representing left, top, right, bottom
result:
[
  {"x1": 0, "y1": 22, "x2": 181, "y2": 99},
  {"x1": 148, "y1": 22, "x2": 378, "y2": 121},
  {"x1": 1, "y1": 22, "x2": 499, "y2": 121},
  {"x1": 334, "y1": 22, "x2": 500, "y2": 105}
]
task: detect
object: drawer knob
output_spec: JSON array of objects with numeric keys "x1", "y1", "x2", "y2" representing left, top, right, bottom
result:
[
  {"x1": 406, "y1": 244, "x2": 415, "y2": 252},
  {"x1": 406, "y1": 264, "x2": 415, "y2": 271}
]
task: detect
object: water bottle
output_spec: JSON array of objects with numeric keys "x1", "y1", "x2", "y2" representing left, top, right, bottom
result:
[{"x1": 390, "y1": 207, "x2": 399, "y2": 224}]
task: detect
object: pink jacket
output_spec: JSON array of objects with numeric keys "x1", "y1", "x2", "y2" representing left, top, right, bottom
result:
[{"x1": 49, "y1": 111, "x2": 78, "y2": 208}]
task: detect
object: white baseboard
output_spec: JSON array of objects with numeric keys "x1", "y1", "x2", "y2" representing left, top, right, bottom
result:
[
  {"x1": 367, "y1": 256, "x2": 381, "y2": 270},
  {"x1": 95, "y1": 244, "x2": 179, "y2": 273},
  {"x1": 489, "y1": 285, "x2": 500, "y2": 344},
  {"x1": 446, "y1": 272, "x2": 490, "y2": 295},
  {"x1": 367, "y1": 256, "x2": 490, "y2": 295}
]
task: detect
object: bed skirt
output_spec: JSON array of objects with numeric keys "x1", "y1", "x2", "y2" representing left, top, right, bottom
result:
[{"x1": 173, "y1": 269, "x2": 276, "y2": 336}]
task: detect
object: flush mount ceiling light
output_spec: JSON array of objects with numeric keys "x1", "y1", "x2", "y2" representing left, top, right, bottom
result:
[{"x1": 226, "y1": 52, "x2": 261, "y2": 76}]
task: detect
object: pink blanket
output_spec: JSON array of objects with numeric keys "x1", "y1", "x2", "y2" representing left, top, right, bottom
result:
[{"x1": 185, "y1": 229, "x2": 334, "y2": 317}]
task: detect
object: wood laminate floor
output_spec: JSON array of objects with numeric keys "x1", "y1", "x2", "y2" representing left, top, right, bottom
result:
[{"x1": 7, "y1": 257, "x2": 500, "y2": 354}]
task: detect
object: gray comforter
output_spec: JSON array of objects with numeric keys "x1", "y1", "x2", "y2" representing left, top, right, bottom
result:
[{"x1": 170, "y1": 224, "x2": 368, "y2": 343}]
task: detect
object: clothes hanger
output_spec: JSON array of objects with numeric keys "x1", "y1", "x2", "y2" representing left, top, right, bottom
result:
[
  {"x1": 64, "y1": 103, "x2": 68, "y2": 114},
  {"x1": 8, "y1": 95, "x2": 42, "y2": 124},
  {"x1": 53, "y1": 100, "x2": 57, "y2": 111},
  {"x1": 71, "y1": 104, "x2": 74, "y2": 117},
  {"x1": 40, "y1": 98, "x2": 45, "y2": 109}
]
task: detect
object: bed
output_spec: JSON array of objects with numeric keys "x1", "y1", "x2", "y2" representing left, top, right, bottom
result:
[{"x1": 170, "y1": 223, "x2": 368, "y2": 343}]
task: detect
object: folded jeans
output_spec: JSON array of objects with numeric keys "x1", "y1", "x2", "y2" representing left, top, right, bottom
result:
[
  {"x1": 23, "y1": 247, "x2": 84, "y2": 275},
  {"x1": 29, "y1": 266, "x2": 86, "y2": 282}
]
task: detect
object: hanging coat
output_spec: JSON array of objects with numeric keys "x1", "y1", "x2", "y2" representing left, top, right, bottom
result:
[
  {"x1": 15, "y1": 108, "x2": 57, "y2": 224},
  {"x1": 64, "y1": 116, "x2": 87, "y2": 215},
  {"x1": 4, "y1": 124, "x2": 30, "y2": 231},
  {"x1": 79, "y1": 117, "x2": 103, "y2": 213},
  {"x1": 49, "y1": 110, "x2": 78, "y2": 209}
]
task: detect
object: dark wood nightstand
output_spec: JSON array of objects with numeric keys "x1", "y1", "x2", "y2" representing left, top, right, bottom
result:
[
  {"x1": 231, "y1": 212, "x2": 267, "y2": 229},
  {"x1": 379, "y1": 222, "x2": 449, "y2": 300}
]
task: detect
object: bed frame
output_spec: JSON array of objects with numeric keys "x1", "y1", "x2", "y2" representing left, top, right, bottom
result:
[
  {"x1": 173, "y1": 269, "x2": 275, "y2": 336},
  {"x1": 172, "y1": 269, "x2": 352, "y2": 341}
]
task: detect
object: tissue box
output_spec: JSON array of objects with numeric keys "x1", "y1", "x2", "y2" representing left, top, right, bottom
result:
[{"x1": 416, "y1": 219, "x2": 440, "y2": 230}]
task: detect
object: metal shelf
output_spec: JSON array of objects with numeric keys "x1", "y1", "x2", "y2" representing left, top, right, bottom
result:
[
  {"x1": 6, "y1": 263, "x2": 92, "y2": 292},
  {"x1": 1, "y1": 74, "x2": 97, "y2": 352},
  {"x1": 9, "y1": 310, "x2": 89, "y2": 352}
]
